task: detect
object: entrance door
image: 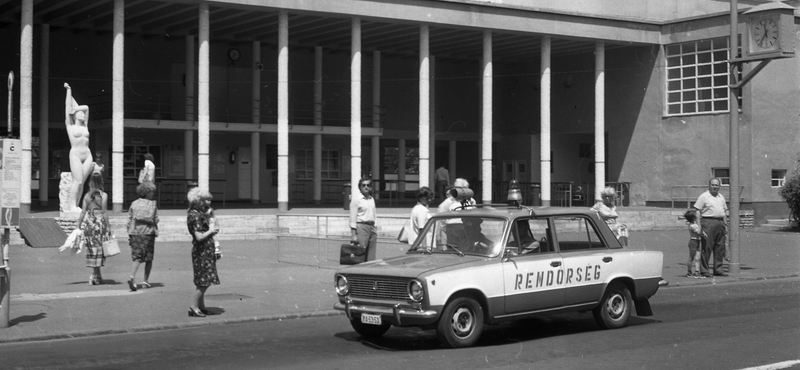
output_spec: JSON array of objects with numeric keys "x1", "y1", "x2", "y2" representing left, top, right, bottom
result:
[
  {"x1": 238, "y1": 147, "x2": 251, "y2": 199},
  {"x1": 502, "y1": 160, "x2": 527, "y2": 182}
]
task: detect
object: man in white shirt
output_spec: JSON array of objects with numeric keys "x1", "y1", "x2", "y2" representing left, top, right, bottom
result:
[
  {"x1": 693, "y1": 178, "x2": 728, "y2": 277},
  {"x1": 350, "y1": 178, "x2": 378, "y2": 261}
]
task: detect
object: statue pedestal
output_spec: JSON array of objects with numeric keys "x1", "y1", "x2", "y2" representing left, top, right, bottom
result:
[{"x1": 58, "y1": 172, "x2": 81, "y2": 218}]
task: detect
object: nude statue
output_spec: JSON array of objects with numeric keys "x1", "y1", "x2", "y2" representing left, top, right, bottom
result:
[{"x1": 65, "y1": 82, "x2": 93, "y2": 213}]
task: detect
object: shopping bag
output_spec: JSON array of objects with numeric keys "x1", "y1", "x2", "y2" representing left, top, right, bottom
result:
[
  {"x1": 340, "y1": 242, "x2": 367, "y2": 265},
  {"x1": 102, "y1": 237, "x2": 121, "y2": 257}
]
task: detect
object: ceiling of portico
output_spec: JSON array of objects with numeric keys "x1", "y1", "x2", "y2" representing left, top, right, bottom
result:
[{"x1": 0, "y1": 0, "x2": 651, "y2": 63}]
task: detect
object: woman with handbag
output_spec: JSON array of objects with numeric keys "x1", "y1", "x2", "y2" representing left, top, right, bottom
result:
[
  {"x1": 77, "y1": 162, "x2": 111, "y2": 286},
  {"x1": 126, "y1": 181, "x2": 159, "y2": 291},
  {"x1": 186, "y1": 187, "x2": 221, "y2": 317}
]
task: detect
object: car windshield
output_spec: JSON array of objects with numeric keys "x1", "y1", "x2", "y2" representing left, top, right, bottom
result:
[{"x1": 409, "y1": 216, "x2": 507, "y2": 257}]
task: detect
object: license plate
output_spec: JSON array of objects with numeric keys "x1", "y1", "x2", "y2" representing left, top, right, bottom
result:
[{"x1": 360, "y1": 313, "x2": 382, "y2": 326}]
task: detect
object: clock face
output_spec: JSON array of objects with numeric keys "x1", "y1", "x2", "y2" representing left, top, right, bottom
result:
[
  {"x1": 228, "y1": 48, "x2": 241, "y2": 61},
  {"x1": 753, "y1": 18, "x2": 779, "y2": 49}
]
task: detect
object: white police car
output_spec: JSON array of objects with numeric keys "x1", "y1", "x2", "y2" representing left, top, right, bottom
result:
[{"x1": 333, "y1": 193, "x2": 667, "y2": 348}]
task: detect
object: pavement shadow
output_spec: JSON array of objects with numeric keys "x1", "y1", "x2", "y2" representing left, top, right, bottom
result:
[
  {"x1": 9, "y1": 312, "x2": 46, "y2": 327},
  {"x1": 333, "y1": 313, "x2": 661, "y2": 350}
]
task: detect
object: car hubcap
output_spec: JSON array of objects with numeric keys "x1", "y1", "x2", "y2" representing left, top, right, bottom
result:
[
  {"x1": 606, "y1": 293, "x2": 625, "y2": 320},
  {"x1": 451, "y1": 307, "x2": 474, "y2": 337}
]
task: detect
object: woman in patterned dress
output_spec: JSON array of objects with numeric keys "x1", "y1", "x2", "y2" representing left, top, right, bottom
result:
[
  {"x1": 186, "y1": 187, "x2": 221, "y2": 317},
  {"x1": 127, "y1": 181, "x2": 159, "y2": 291},
  {"x1": 77, "y1": 163, "x2": 110, "y2": 285}
]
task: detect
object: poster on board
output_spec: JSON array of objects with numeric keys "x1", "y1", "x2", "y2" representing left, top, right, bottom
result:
[{"x1": 0, "y1": 139, "x2": 21, "y2": 227}]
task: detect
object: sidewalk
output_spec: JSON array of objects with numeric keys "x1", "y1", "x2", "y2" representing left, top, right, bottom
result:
[{"x1": 1, "y1": 228, "x2": 798, "y2": 344}]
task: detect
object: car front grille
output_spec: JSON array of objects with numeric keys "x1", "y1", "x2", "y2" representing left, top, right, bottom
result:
[{"x1": 346, "y1": 275, "x2": 410, "y2": 301}]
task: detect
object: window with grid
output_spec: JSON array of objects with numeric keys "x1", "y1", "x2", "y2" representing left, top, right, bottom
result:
[
  {"x1": 772, "y1": 169, "x2": 787, "y2": 187},
  {"x1": 383, "y1": 147, "x2": 419, "y2": 174},
  {"x1": 295, "y1": 149, "x2": 341, "y2": 180},
  {"x1": 666, "y1": 37, "x2": 740, "y2": 116}
]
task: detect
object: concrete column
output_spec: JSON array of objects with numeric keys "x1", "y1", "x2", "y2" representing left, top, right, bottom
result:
[
  {"x1": 38, "y1": 24, "x2": 49, "y2": 207},
  {"x1": 398, "y1": 139, "x2": 406, "y2": 193},
  {"x1": 429, "y1": 56, "x2": 436, "y2": 188},
  {"x1": 111, "y1": 0, "x2": 125, "y2": 212},
  {"x1": 594, "y1": 42, "x2": 605, "y2": 202},
  {"x1": 481, "y1": 30, "x2": 493, "y2": 203},
  {"x1": 313, "y1": 46, "x2": 322, "y2": 204},
  {"x1": 371, "y1": 51, "x2": 381, "y2": 196},
  {"x1": 350, "y1": 17, "x2": 362, "y2": 198},
  {"x1": 277, "y1": 11, "x2": 289, "y2": 211},
  {"x1": 184, "y1": 131, "x2": 193, "y2": 180},
  {"x1": 20, "y1": 0, "x2": 32, "y2": 214},
  {"x1": 198, "y1": 3, "x2": 210, "y2": 189},
  {"x1": 540, "y1": 36, "x2": 552, "y2": 206},
  {"x1": 251, "y1": 41, "x2": 261, "y2": 204},
  {"x1": 449, "y1": 141, "x2": 456, "y2": 181},
  {"x1": 418, "y1": 24, "x2": 430, "y2": 189},
  {"x1": 184, "y1": 35, "x2": 195, "y2": 179},
  {"x1": 251, "y1": 132, "x2": 260, "y2": 204}
]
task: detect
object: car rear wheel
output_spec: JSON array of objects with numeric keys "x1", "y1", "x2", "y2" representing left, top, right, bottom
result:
[
  {"x1": 593, "y1": 282, "x2": 632, "y2": 329},
  {"x1": 350, "y1": 317, "x2": 391, "y2": 338},
  {"x1": 436, "y1": 296, "x2": 484, "y2": 348}
]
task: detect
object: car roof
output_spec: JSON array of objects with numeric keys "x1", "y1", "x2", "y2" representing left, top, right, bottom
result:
[{"x1": 433, "y1": 205, "x2": 599, "y2": 220}]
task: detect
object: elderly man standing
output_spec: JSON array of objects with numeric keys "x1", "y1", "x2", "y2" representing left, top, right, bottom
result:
[{"x1": 693, "y1": 178, "x2": 728, "y2": 277}]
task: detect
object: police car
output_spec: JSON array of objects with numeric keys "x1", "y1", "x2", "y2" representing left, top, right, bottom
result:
[{"x1": 333, "y1": 187, "x2": 667, "y2": 348}]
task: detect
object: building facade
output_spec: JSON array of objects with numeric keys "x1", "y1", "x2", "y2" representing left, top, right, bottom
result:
[{"x1": 0, "y1": 0, "x2": 797, "y2": 225}]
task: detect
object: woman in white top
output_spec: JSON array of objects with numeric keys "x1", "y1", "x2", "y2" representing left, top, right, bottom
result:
[
  {"x1": 408, "y1": 187, "x2": 433, "y2": 246},
  {"x1": 139, "y1": 153, "x2": 156, "y2": 184}
]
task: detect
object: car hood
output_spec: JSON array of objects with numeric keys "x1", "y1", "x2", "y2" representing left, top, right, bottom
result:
[{"x1": 337, "y1": 253, "x2": 486, "y2": 279}]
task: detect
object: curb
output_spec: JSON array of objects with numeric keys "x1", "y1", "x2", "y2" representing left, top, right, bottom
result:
[
  {"x1": 658, "y1": 273, "x2": 800, "y2": 288},
  {"x1": 0, "y1": 310, "x2": 344, "y2": 345}
]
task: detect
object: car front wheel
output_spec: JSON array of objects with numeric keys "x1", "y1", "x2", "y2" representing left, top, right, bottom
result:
[
  {"x1": 593, "y1": 282, "x2": 632, "y2": 329},
  {"x1": 436, "y1": 296, "x2": 484, "y2": 348},
  {"x1": 350, "y1": 317, "x2": 391, "y2": 338}
]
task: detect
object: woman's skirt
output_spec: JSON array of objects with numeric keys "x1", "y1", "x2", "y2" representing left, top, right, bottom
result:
[
  {"x1": 82, "y1": 209, "x2": 109, "y2": 268},
  {"x1": 129, "y1": 234, "x2": 155, "y2": 262}
]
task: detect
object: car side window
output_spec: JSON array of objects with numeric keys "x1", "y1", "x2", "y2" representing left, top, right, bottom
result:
[
  {"x1": 509, "y1": 218, "x2": 551, "y2": 255},
  {"x1": 553, "y1": 216, "x2": 605, "y2": 252}
]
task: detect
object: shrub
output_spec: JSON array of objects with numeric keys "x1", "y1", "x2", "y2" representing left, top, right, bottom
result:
[{"x1": 778, "y1": 153, "x2": 800, "y2": 223}]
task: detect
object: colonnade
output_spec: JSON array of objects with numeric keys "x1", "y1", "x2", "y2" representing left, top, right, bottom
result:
[{"x1": 16, "y1": 0, "x2": 608, "y2": 213}]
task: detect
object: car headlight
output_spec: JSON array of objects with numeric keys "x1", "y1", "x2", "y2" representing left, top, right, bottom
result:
[
  {"x1": 408, "y1": 280, "x2": 424, "y2": 302},
  {"x1": 335, "y1": 275, "x2": 349, "y2": 296}
]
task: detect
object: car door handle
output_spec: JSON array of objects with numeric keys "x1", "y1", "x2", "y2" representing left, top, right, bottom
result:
[
  {"x1": 603, "y1": 257, "x2": 612, "y2": 263},
  {"x1": 550, "y1": 261, "x2": 561, "y2": 267}
]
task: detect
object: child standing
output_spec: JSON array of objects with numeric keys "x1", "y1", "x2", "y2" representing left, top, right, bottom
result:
[
  {"x1": 684, "y1": 210, "x2": 705, "y2": 278},
  {"x1": 206, "y1": 207, "x2": 222, "y2": 260}
]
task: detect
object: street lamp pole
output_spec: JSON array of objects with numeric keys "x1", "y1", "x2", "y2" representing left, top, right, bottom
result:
[{"x1": 728, "y1": 0, "x2": 741, "y2": 275}]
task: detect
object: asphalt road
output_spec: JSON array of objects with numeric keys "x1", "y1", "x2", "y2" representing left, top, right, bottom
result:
[{"x1": 1, "y1": 277, "x2": 799, "y2": 370}]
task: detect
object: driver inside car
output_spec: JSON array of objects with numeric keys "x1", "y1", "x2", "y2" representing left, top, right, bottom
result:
[{"x1": 458, "y1": 217, "x2": 495, "y2": 253}]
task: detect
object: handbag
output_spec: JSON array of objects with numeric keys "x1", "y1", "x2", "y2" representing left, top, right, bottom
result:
[
  {"x1": 397, "y1": 219, "x2": 411, "y2": 243},
  {"x1": 102, "y1": 237, "x2": 121, "y2": 257},
  {"x1": 340, "y1": 242, "x2": 367, "y2": 265}
]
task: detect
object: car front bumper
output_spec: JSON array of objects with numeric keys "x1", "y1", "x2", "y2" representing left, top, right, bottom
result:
[{"x1": 334, "y1": 297, "x2": 439, "y2": 326}]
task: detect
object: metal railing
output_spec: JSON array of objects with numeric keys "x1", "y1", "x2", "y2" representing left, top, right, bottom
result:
[{"x1": 670, "y1": 185, "x2": 744, "y2": 209}]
